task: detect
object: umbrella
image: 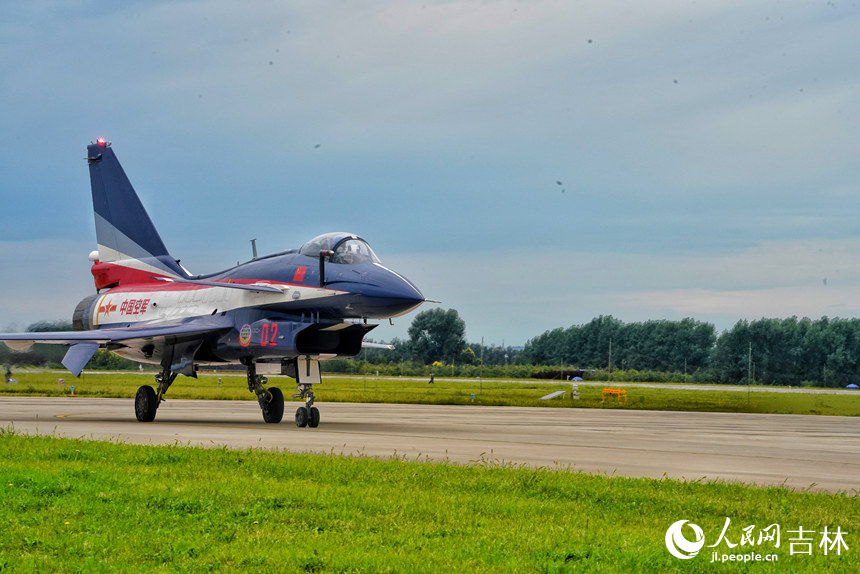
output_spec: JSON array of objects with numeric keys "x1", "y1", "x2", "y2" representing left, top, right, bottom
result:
[{"x1": 846, "y1": 384, "x2": 859, "y2": 389}]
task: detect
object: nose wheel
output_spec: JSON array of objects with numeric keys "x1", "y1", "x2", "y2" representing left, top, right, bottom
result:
[
  {"x1": 295, "y1": 405, "x2": 320, "y2": 428},
  {"x1": 293, "y1": 382, "x2": 320, "y2": 428}
]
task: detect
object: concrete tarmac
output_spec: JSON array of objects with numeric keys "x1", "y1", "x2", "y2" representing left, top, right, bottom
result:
[{"x1": 1, "y1": 397, "x2": 857, "y2": 494}]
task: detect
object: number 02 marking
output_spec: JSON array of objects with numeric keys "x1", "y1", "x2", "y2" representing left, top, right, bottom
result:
[{"x1": 260, "y1": 323, "x2": 279, "y2": 347}]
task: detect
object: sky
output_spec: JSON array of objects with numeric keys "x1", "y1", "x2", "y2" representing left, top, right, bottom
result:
[{"x1": 2, "y1": 1, "x2": 860, "y2": 347}]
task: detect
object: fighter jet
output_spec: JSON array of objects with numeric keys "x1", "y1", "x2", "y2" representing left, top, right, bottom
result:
[{"x1": 0, "y1": 139, "x2": 425, "y2": 427}]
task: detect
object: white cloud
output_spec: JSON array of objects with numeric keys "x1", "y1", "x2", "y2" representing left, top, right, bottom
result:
[
  {"x1": 615, "y1": 285, "x2": 860, "y2": 319},
  {"x1": 3, "y1": 1, "x2": 860, "y2": 348},
  {"x1": 386, "y1": 236, "x2": 860, "y2": 343}
]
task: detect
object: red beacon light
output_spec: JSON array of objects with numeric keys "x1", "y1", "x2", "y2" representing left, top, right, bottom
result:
[{"x1": 96, "y1": 137, "x2": 110, "y2": 146}]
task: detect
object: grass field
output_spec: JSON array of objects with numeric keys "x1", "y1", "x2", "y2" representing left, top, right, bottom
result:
[
  {"x1": 1, "y1": 430, "x2": 856, "y2": 573},
  {"x1": 3, "y1": 370, "x2": 859, "y2": 417}
]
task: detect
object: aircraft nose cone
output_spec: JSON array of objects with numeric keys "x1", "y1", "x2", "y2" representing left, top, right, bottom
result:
[
  {"x1": 363, "y1": 265, "x2": 425, "y2": 318},
  {"x1": 383, "y1": 272, "x2": 425, "y2": 315},
  {"x1": 394, "y1": 275, "x2": 424, "y2": 303}
]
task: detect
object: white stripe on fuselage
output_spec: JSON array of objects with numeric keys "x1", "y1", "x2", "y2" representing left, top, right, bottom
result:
[{"x1": 92, "y1": 283, "x2": 347, "y2": 327}]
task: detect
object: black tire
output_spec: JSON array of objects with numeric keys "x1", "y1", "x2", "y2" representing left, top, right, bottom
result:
[
  {"x1": 135, "y1": 385, "x2": 158, "y2": 422},
  {"x1": 308, "y1": 406, "x2": 320, "y2": 428},
  {"x1": 261, "y1": 387, "x2": 284, "y2": 424},
  {"x1": 295, "y1": 406, "x2": 308, "y2": 428}
]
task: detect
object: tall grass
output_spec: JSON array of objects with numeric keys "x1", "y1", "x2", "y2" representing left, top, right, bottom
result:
[{"x1": 1, "y1": 431, "x2": 856, "y2": 573}]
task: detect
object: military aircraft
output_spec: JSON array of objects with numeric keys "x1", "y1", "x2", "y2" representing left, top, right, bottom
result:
[{"x1": 0, "y1": 139, "x2": 425, "y2": 427}]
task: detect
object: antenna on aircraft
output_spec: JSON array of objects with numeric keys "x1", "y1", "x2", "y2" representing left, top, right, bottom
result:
[{"x1": 250, "y1": 238, "x2": 258, "y2": 260}]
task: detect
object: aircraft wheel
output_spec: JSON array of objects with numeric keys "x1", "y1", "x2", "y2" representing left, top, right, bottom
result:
[
  {"x1": 295, "y1": 406, "x2": 309, "y2": 428},
  {"x1": 135, "y1": 385, "x2": 158, "y2": 422},
  {"x1": 308, "y1": 406, "x2": 320, "y2": 428},
  {"x1": 261, "y1": 387, "x2": 284, "y2": 424}
]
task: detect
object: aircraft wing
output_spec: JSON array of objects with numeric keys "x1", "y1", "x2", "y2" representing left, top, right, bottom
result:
[
  {"x1": 0, "y1": 316, "x2": 233, "y2": 347},
  {"x1": 0, "y1": 316, "x2": 233, "y2": 377}
]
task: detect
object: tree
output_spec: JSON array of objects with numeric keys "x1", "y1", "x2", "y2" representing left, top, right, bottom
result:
[
  {"x1": 524, "y1": 316, "x2": 716, "y2": 373},
  {"x1": 86, "y1": 349, "x2": 139, "y2": 371},
  {"x1": 407, "y1": 308, "x2": 466, "y2": 364},
  {"x1": 27, "y1": 320, "x2": 73, "y2": 332},
  {"x1": 467, "y1": 342, "x2": 523, "y2": 365},
  {"x1": 710, "y1": 319, "x2": 751, "y2": 384},
  {"x1": 524, "y1": 327, "x2": 566, "y2": 365},
  {"x1": 460, "y1": 347, "x2": 478, "y2": 365}
]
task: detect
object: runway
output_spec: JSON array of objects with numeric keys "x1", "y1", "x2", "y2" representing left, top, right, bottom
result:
[{"x1": 1, "y1": 397, "x2": 857, "y2": 494}]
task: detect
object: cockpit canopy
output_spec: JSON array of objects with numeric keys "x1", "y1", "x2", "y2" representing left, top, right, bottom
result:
[{"x1": 299, "y1": 232, "x2": 381, "y2": 265}]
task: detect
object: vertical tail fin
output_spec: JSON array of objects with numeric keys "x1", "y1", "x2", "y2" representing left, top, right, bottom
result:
[{"x1": 87, "y1": 140, "x2": 188, "y2": 288}]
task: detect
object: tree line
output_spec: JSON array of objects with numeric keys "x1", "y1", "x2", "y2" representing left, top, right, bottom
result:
[
  {"x1": 522, "y1": 316, "x2": 715, "y2": 374},
  {"x1": 364, "y1": 311, "x2": 860, "y2": 387},
  {"x1": 524, "y1": 315, "x2": 860, "y2": 387},
  {"x1": 6, "y1": 312, "x2": 860, "y2": 386},
  {"x1": 709, "y1": 316, "x2": 860, "y2": 387}
]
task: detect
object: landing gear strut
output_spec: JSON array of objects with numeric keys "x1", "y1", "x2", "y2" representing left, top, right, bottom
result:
[
  {"x1": 241, "y1": 357, "x2": 321, "y2": 427},
  {"x1": 135, "y1": 369, "x2": 177, "y2": 422},
  {"x1": 286, "y1": 356, "x2": 322, "y2": 428},
  {"x1": 243, "y1": 358, "x2": 284, "y2": 424},
  {"x1": 293, "y1": 383, "x2": 320, "y2": 428}
]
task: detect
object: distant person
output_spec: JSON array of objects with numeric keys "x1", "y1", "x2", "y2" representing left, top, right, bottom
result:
[
  {"x1": 4, "y1": 365, "x2": 11, "y2": 383},
  {"x1": 429, "y1": 374, "x2": 435, "y2": 385}
]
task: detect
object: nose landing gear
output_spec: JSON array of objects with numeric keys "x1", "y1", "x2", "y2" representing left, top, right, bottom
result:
[
  {"x1": 293, "y1": 383, "x2": 320, "y2": 428},
  {"x1": 286, "y1": 356, "x2": 322, "y2": 428}
]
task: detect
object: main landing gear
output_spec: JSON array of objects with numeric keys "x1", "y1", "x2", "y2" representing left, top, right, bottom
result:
[
  {"x1": 135, "y1": 357, "x2": 321, "y2": 427},
  {"x1": 134, "y1": 369, "x2": 178, "y2": 422},
  {"x1": 243, "y1": 358, "x2": 284, "y2": 424},
  {"x1": 243, "y1": 358, "x2": 320, "y2": 427}
]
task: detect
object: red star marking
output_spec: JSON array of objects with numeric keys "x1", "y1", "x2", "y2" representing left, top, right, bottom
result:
[{"x1": 98, "y1": 300, "x2": 117, "y2": 318}]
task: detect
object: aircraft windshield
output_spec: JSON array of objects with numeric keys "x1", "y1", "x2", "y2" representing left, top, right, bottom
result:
[
  {"x1": 299, "y1": 233, "x2": 381, "y2": 265},
  {"x1": 331, "y1": 239, "x2": 379, "y2": 264}
]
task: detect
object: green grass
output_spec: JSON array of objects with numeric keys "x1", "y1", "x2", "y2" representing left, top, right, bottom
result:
[
  {"x1": 3, "y1": 370, "x2": 859, "y2": 417},
  {"x1": 1, "y1": 430, "x2": 857, "y2": 573}
]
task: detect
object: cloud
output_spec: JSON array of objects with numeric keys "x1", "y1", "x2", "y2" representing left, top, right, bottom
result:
[
  {"x1": 2, "y1": 1, "x2": 860, "y2": 347},
  {"x1": 386, "y1": 236, "x2": 860, "y2": 343},
  {"x1": 615, "y1": 285, "x2": 859, "y2": 320}
]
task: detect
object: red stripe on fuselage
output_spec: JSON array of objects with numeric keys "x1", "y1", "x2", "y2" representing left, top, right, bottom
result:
[{"x1": 101, "y1": 278, "x2": 300, "y2": 294}]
